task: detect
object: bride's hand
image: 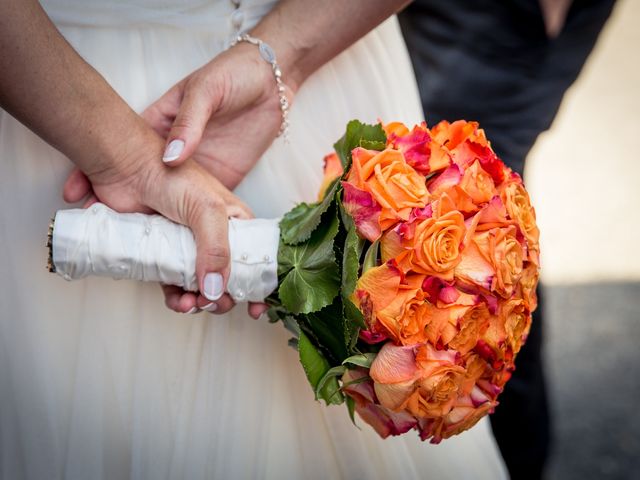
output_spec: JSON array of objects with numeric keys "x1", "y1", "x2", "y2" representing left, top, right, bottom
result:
[
  {"x1": 62, "y1": 135, "x2": 266, "y2": 317},
  {"x1": 142, "y1": 42, "x2": 294, "y2": 190}
]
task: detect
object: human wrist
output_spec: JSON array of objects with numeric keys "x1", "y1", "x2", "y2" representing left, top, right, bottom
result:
[
  {"x1": 249, "y1": 21, "x2": 307, "y2": 95},
  {"x1": 229, "y1": 33, "x2": 292, "y2": 139},
  {"x1": 86, "y1": 117, "x2": 162, "y2": 183},
  {"x1": 81, "y1": 118, "x2": 165, "y2": 210}
]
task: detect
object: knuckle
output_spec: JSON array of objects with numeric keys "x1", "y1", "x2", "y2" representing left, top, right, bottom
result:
[
  {"x1": 172, "y1": 113, "x2": 196, "y2": 131},
  {"x1": 203, "y1": 244, "x2": 230, "y2": 264},
  {"x1": 203, "y1": 195, "x2": 225, "y2": 211},
  {"x1": 184, "y1": 187, "x2": 224, "y2": 219}
]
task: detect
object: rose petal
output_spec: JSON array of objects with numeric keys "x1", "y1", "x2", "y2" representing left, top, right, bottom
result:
[
  {"x1": 428, "y1": 164, "x2": 462, "y2": 194},
  {"x1": 318, "y1": 152, "x2": 344, "y2": 201},
  {"x1": 354, "y1": 263, "x2": 402, "y2": 313},
  {"x1": 355, "y1": 402, "x2": 417, "y2": 439},
  {"x1": 474, "y1": 195, "x2": 509, "y2": 229},
  {"x1": 359, "y1": 329, "x2": 389, "y2": 344},
  {"x1": 370, "y1": 343, "x2": 418, "y2": 384},
  {"x1": 439, "y1": 285, "x2": 461, "y2": 304},
  {"x1": 374, "y1": 380, "x2": 416, "y2": 411},
  {"x1": 469, "y1": 143, "x2": 505, "y2": 185},
  {"x1": 454, "y1": 242, "x2": 494, "y2": 290},
  {"x1": 383, "y1": 121, "x2": 410, "y2": 139},
  {"x1": 342, "y1": 368, "x2": 376, "y2": 404},
  {"x1": 343, "y1": 367, "x2": 418, "y2": 438},
  {"x1": 389, "y1": 126, "x2": 432, "y2": 175},
  {"x1": 380, "y1": 226, "x2": 407, "y2": 263},
  {"x1": 342, "y1": 181, "x2": 382, "y2": 241},
  {"x1": 408, "y1": 204, "x2": 433, "y2": 222}
]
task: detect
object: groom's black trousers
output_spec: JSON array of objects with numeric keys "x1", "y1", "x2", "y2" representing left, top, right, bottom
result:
[{"x1": 399, "y1": 1, "x2": 615, "y2": 478}]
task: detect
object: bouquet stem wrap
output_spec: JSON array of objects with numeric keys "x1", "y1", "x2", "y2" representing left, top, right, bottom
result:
[{"x1": 49, "y1": 203, "x2": 280, "y2": 303}]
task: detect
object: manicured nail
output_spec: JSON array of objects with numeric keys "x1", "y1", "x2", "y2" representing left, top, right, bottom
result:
[
  {"x1": 202, "y1": 302, "x2": 218, "y2": 312},
  {"x1": 203, "y1": 273, "x2": 224, "y2": 301},
  {"x1": 187, "y1": 306, "x2": 199, "y2": 314},
  {"x1": 162, "y1": 139, "x2": 184, "y2": 163}
]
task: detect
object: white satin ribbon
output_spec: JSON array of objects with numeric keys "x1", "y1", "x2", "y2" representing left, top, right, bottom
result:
[{"x1": 52, "y1": 203, "x2": 280, "y2": 303}]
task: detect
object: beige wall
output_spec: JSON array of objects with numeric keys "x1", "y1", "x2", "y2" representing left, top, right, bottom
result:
[{"x1": 526, "y1": 0, "x2": 640, "y2": 284}]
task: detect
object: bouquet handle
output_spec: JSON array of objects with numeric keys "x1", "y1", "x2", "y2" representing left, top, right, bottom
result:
[{"x1": 48, "y1": 203, "x2": 280, "y2": 303}]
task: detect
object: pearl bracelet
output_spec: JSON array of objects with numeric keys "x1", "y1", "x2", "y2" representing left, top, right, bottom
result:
[{"x1": 229, "y1": 34, "x2": 290, "y2": 141}]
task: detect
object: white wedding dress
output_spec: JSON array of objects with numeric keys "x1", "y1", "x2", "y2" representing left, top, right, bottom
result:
[{"x1": 0, "y1": 1, "x2": 508, "y2": 478}]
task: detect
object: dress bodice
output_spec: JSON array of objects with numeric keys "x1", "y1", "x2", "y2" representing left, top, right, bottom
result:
[{"x1": 40, "y1": 0, "x2": 277, "y2": 32}]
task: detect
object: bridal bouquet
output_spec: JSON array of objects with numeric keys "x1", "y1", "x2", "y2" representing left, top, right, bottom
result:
[{"x1": 48, "y1": 119, "x2": 540, "y2": 443}]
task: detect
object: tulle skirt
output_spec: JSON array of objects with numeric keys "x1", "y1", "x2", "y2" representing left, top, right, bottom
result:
[{"x1": 0, "y1": 1, "x2": 507, "y2": 478}]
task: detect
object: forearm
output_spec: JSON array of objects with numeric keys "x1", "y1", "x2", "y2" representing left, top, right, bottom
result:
[
  {"x1": 250, "y1": 0, "x2": 411, "y2": 92},
  {"x1": 0, "y1": 0, "x2": 160, "y2": 176}
]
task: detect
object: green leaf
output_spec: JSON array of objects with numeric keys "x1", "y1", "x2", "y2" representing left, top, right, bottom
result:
[
  {"x1": 333, "y1": 120, "x2": 387, "y2": 171},
  {"x1": 282, "y1": 315, "x2": 301, "y2": 337},
  {"x1": 346, "y1": 396, "x2": 358, "y2": 426},
  {"x1": 337, "y1": 194, "x2": 354, "y2": 232},
  {"x1": 299, "y1": 331, "x2": 344, "y2": 405},
  {"x1": 315, "y1": 365, "x2": 346, "y2": 398},
  {"x1": 278, "y1": 211, "x2": 340, "y2": 314},
  {"x1": 298, "y1": 330, "x2": 327, "y2": 389},
  {"x1": 342, "y1": 353, "x2": 377, "y2": 369},
  {"x1": 342, "y1": 226, "x2": 364, "y2": 298},
  {"x1": 341, "y1": 225, "x2": 366, "y2": 350},
  {"x1": 360, "y1": 139, "x2": 386, "y2": 151},
  {"x1": 322, "y1": 377, "x2": 344, "y2": 405},
  {"x1": 279, "y1": 179, "x2": 340, "y2": 245},
  {"x1": 343, "y1": 298, "x2": 366, "y2": 348},
  {"x1": 362, "y1": 239, "x2": 380, "y2": 272},
  {"x1": 303, "y1": 301, "x2": 348, "y2": 362},
  {"x1": 267, "y1": 306, "x2": 282, "y2": 323},
  {"x1": 341, "y1": 375, "x2": 371, "y2": 389}
]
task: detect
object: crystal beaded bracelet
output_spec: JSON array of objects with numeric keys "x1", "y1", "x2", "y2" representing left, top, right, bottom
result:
[{"x1": 230, "y1": 34, "x2": 290, "y2": 141}]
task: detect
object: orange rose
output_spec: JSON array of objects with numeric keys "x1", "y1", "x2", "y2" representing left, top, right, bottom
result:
[
  {"x1": 384, "y1": 122, "x2": 451, "y2": 175},
  {"x1": 373, "y1": 274, "x2": 430, "y2": 345},
  {"x1": 382, "y1": 193, "x2": 466, "y2": 280},
  {"x1": 475, "y1": 298, "x2": 530, "y2": 372},
  {"x1": 405, "y1": 210, "x2": 466, "y2": 278},
  {"x1": 353, "y1": 264, "x2": 431, "y2": 345},
  {"x1": 448, "y1": 304, "x2": 492, "y2": 355},
  {"x1": 352, "y1": 262, "x2": 402, "y2": 342},
  {"x1": 517, "y1": 262, "x2": 539, "y2": 311},
  {"x1": 500, "y1": 177, "x2": 540, "y2": 252},
  {"x1": 371, "y1": 343, "x2": 467, "y2": 418},
  {"x1": 419, "y1": 387, "x2": 495, "y2": 443},
  {"x1": 461, "y1": 353, "x2": 490, "y2": 392},
  {"x1": 430, "y1": 120, "x2": 506, "y2": 185},
  {"x1": 426, "y1": 164, "x2": 479, "y2": 215},
  {"x1": 341, "y1": 368, "x2": 417, "y2": 439},
  {"x1": 344, "y1": 148, "x2": 429, "y2": 236},
  {"x1": 430, "y1": 120, "x2": 487, "y2": 152},
  {"x1": 430, "y1": 120, "x2": 488, "y2": 170},
  {"x1": 458, "y1": 159, "x2": 497, "y2": 205},
  {"x1": 455, "y1": 225, "x2": 525, "y2": 298},
  {"x1": 419, "y1": 291, "x2": 489, "y2": 353},
  {"x1": 500, "y1": 298, "x2": 531, "y2": 354}
]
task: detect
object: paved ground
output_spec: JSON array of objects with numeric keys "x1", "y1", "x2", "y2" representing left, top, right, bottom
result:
[{"x1": 543, "y1": 282, "x2": 640, "y2": 479}]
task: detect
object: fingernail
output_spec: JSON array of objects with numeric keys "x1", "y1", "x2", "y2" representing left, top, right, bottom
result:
[
  {"x1": 162, "y1": 139, "x2": 184, "y2": 163},
  {"x1": 187, "y1": 306, "x2": 199, "y2": 314},
  {"x1": 203, "y1": 273, "x2": 224, "y2": 301},
  {"x1": 202, "y1": 302, "x2": 218, "y2": 312}
]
